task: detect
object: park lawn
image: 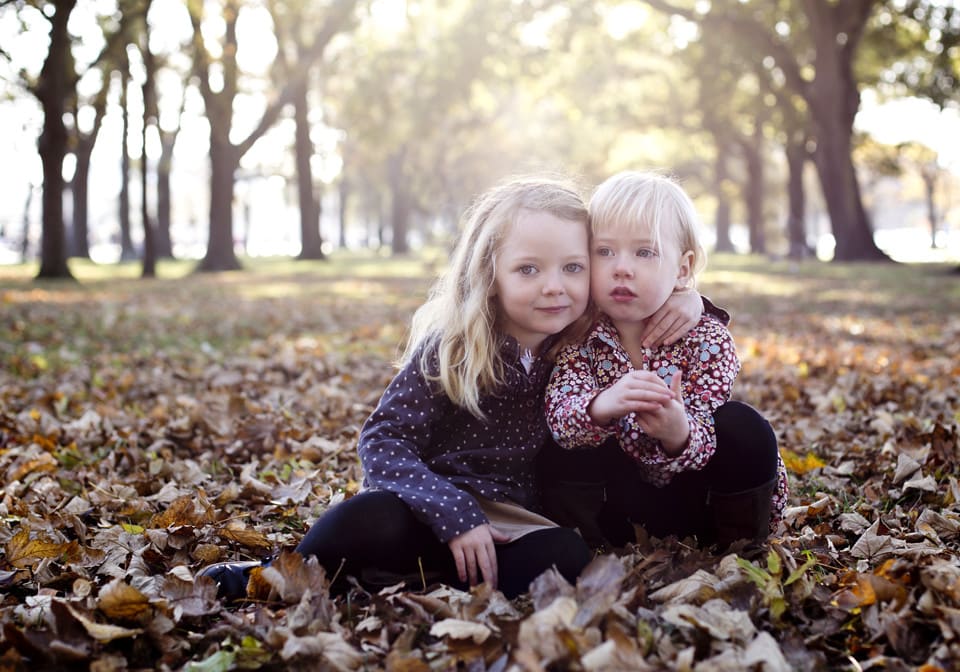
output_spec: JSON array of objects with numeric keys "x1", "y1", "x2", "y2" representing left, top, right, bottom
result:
[{"x1": 1, "y1": 252, "x2": 959, "y2": 670}]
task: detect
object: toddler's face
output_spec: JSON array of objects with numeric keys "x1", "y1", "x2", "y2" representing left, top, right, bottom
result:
[{"x1": 590, "y1": 220, "x2": 691, "y2": 327}]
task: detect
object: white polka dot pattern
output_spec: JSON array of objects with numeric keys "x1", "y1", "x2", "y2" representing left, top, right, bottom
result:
[{"x1": 358, "y1": 338, "x2": 553, "y2": 543}]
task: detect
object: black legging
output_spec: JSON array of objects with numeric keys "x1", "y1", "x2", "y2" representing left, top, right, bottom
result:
[
  {"x1": 538, "y1": 400, "x2": 779, "y2": 546},
  {"x1": 294, "y1": 490, "x2": 592, "y2": 598}
]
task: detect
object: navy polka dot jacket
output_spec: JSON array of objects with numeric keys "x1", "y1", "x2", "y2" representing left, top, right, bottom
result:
[{"x1": 358, "y1": 337, "x2": 554, "y2": 543}]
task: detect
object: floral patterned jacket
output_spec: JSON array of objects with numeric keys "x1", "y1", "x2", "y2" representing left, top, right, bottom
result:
[{"x1": 545, "y1": 314, "x2": 788, "y2": 527}]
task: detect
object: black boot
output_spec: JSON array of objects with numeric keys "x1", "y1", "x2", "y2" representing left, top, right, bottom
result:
[
  {"x1": 197, "y1": 560, "x2": 262, "y2": 602},
  {"x1": 706, "y1": 478, "x2": 776, "y2": 549},
  {"x1": 540, "y1": 480, "x2": 612, "y2": 550}
]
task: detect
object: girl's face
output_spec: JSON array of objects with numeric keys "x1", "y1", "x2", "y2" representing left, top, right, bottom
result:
[
  {"x1": 590, "y1": 220, "x2": 693, "y2": 330},
  {"x1": 492, "y1": 210, "x2": 590, "y2": 352}
]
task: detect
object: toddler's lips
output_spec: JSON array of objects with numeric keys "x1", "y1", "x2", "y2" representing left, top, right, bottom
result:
[{"x1": 610, "y1": 287, "x2": 636, "y2": 298}]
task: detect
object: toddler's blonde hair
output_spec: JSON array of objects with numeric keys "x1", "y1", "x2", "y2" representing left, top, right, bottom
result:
[{"x1": 589, "y1": 170, "x2": 706, "y2": 288}]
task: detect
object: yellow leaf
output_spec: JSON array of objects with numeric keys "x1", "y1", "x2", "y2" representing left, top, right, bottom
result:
[
  {"x1": 121, "y1": 523, "x2": 145, "y2": 534},
  {"x1": 5, "y1": 529, "x2": 71, "y2": 569},
  {"x1": 780, "y1": 448, "x2": 826, "y2": 475},
  {"x1": 11, "y1": 452, "x2": 58, "y2": 481}
]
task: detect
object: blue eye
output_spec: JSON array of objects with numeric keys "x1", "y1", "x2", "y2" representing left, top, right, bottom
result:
[
  {"x1": 595, "y1": 247, "x2": 613, "y2": 257},
  {"x1": 564, "y1": 262, "x2": 585, "y2": 273},
  {"x1": 636, "y1": 248, "x2": 658, "y2": 258},
  {"x1": 519, "y1": 265, "x2": 537, "y2": 275}
]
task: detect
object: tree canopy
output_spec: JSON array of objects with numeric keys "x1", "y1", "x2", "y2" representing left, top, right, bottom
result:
[{"x1": 0, "y1": 0, "x2": 957, "y2": 276}]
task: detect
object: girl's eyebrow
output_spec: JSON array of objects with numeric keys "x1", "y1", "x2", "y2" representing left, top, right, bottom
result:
[{"x1": 593, "y1": 237, "x2": 656, "y2": 245}]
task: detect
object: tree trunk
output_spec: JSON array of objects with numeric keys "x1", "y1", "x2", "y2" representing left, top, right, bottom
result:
[
  {"x1": 21, "y1": 185, "x2": 35, "y2": 262},
  {"x1": 156, "y1": 136, "x2": 174, "y2": 258},
  {"x1": 785, "y1": 138, "x2": 809, "y2": 260},
  {"x1": 141, "y1": 145, "x2": 156, "y2": 278},
  {"x1": 338, "y1": 173, "x2": 350, "y2": 249},
  {"x1": 388, "y1": 150, "x2": 410, "y2": 255},
  {"x1": 804, "y1": 0, "x2": 889, "y2": 262},
  {"x1": 34, "y1": 0, "x2": 77, "y2": 280},
  {"x1": 141, "y1": 10, "x2": 158, "y2": 279},
  {"x1": 809, "y1": 120, "x2": 886, "y2": 261},
  {"x1": 739, "y1": 134, "x2": 766, "y2": 255},
  {"x1": 713, "y1": 144, "x2": 734, "y2": 253},
  {"x1": 199, "y1": 132, "x2": 242, "y2": 271},
  {"x1": 921, "y1": 171, "x2": 938, "y2": 248},
  {"x1": 155, "y1": 90, "x2": 185, "y2": 259},
  {"x1": 294, "y1": 80, "x2": 324, "y2": 260},
  {"x1": 188, "y1": 0, "x2": 357, "y2": 272},
  {"x1": 71, "y1": 149, "x2": 92, "y2": 259},
  {"x1": 118, "y1": 67, "x2": 136, "y2": 261},
  {"x1": 70, "y1": 76, "x2": 109, "y2": 260}
]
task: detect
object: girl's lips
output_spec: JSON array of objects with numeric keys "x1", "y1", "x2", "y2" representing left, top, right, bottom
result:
[{"x1": 538, "y1": 305, "x2": 570, "y2": 314}]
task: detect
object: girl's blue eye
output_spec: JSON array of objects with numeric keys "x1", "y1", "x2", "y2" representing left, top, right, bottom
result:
[
  {"x1": 519, "y1": 265, "x2": 537, "y2": 275},
  {"x1": 563, "y1": 262, "x2": 584, "y2": 273},
  {"x1": 595, "y1": 247, "x2": 612, "y2": 257},
  {"x1": 636, "y1": 248, "x2": 658, "y2": 258}
]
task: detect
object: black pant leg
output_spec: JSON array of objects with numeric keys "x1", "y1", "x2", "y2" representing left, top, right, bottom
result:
[
  {"x1": 296, "y1": 489, "x2": 590, "y2": 598},
  {"x1": 295, "y1": 490, "x2": 452, "y2": 583},
  {"x1": 704, "y1": 400, "x2": 779, "y2": 492},
  {"x1": 541, "y1": 401, "x2": 779, "y2": 544},
  {"x1": 495, "y1": 527, "x2": 592, "y2": 598}
]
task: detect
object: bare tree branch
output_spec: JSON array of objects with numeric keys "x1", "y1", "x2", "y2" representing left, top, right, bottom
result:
[{"x1": 235, "y1": 0, "x2": 357, "y2": 158}]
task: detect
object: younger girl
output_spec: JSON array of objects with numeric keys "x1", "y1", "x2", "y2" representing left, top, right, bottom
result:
[
  {"x1": 201, "y1": 176, "x2": 646, "y2": 601},
  {"x1": 542, "y1": 171, "x2": 788, "y2": 550}
]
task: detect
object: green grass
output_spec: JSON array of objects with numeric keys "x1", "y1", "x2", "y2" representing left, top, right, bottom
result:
[
  {"x1": 700, "y1": 253, "x2": 960, "y2": 316},
  {"x1": 0, "y1": 249, "x2": 445, "y2": 286}
]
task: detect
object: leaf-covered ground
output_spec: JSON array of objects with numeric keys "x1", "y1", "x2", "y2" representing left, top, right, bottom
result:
[{"x1": 1, "y1": 254, "x2": 959, "y2": 671}]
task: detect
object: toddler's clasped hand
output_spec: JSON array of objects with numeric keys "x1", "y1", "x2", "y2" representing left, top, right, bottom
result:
[
  {"x1": 631, "y1": 372, "x2": 690, "y2": 455},
  {"x1": 589, "y1": 370, "x2": 675, "y2": 426}
]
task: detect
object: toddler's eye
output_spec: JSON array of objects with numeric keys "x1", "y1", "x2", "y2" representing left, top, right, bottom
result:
[
  {"x1": 563, "y1": 262, "x2": 585, "y2": 273},
  {"x1": 595, "y1": 247, "x2": 613, "y2": 257},
  {"x1": 636, "y1": 248, "x2": 658, "y2": 258}
]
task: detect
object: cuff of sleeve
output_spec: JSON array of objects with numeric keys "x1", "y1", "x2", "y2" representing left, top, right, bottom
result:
[
  {"x1": 571, "y1": 391, "x2": 617, "y2": 444},
  {"x1": 433, "y1": 501, "x2": 489, "y2": 544}
]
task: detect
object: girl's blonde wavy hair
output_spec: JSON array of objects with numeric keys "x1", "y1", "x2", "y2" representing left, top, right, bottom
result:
[{"x1": 402, "y1": 175, "x2": 589, "y2": 419}]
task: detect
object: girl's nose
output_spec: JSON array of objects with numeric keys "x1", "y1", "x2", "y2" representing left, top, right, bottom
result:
[
  {"x1": 542, "y1": 271, "x2": 565, "y2": 295},
  {"x1": 613, "y1": 261, "x2": 633, "y2": 278}
]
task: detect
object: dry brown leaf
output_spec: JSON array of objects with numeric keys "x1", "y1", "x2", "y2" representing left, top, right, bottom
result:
[
  {"x1": 217, "y1": 526, "x2": 273, "y2": 550},
  {"x1": 148, "y1": 495, "x2": 212, "y2": 529},
  {"x1": 429, "y1": 618, "x2": 492, "y2": 644},
  {"x1": 97, "y1": 579, "x2": 150, "y2": 622},
  {"x1": 58, "y1": 601, "x2": 143, "y2": 644}
]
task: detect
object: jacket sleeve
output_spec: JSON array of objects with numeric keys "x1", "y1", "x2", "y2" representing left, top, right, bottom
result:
[
  {"x1": 618, "y1": 317, "x2": 741, "y2": 485},
  {"x1": 545, "y1": 343, "x2": 617, "y2": 449},
  {"x1": 702, "y1": 295, "x2": 730, "y2": 326},
  {"x1": 357, "y1": 358, "x2": 488, "y2": 543}
]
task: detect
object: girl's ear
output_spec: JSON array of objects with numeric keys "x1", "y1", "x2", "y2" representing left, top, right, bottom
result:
[{"x1": 675, "y1": 250, "x2": 694, "y2": 289}]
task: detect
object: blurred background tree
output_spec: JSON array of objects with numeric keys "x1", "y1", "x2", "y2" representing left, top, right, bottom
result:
[{"x1": 0, "y1": 0, "x2": 957, "y2": 279}]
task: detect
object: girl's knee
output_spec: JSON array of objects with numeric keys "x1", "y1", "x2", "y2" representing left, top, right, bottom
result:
[{"x1": 532, "y1": 527, "x2": 592, "y2": 582}]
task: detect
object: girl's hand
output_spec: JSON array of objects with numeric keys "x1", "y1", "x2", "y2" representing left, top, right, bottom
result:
[
  {"x1": 448, "y1": 524, "x2": 510, "y2": 589},
  {"x1": 634, "y1": 371, "x2": 690, "y2": 454},
  {"x1": 588, "y1": 371, "x2": 674, "y2": 426},
  {"x1": 641, "y1": 289, "x2": 702, "y2": 348}
]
